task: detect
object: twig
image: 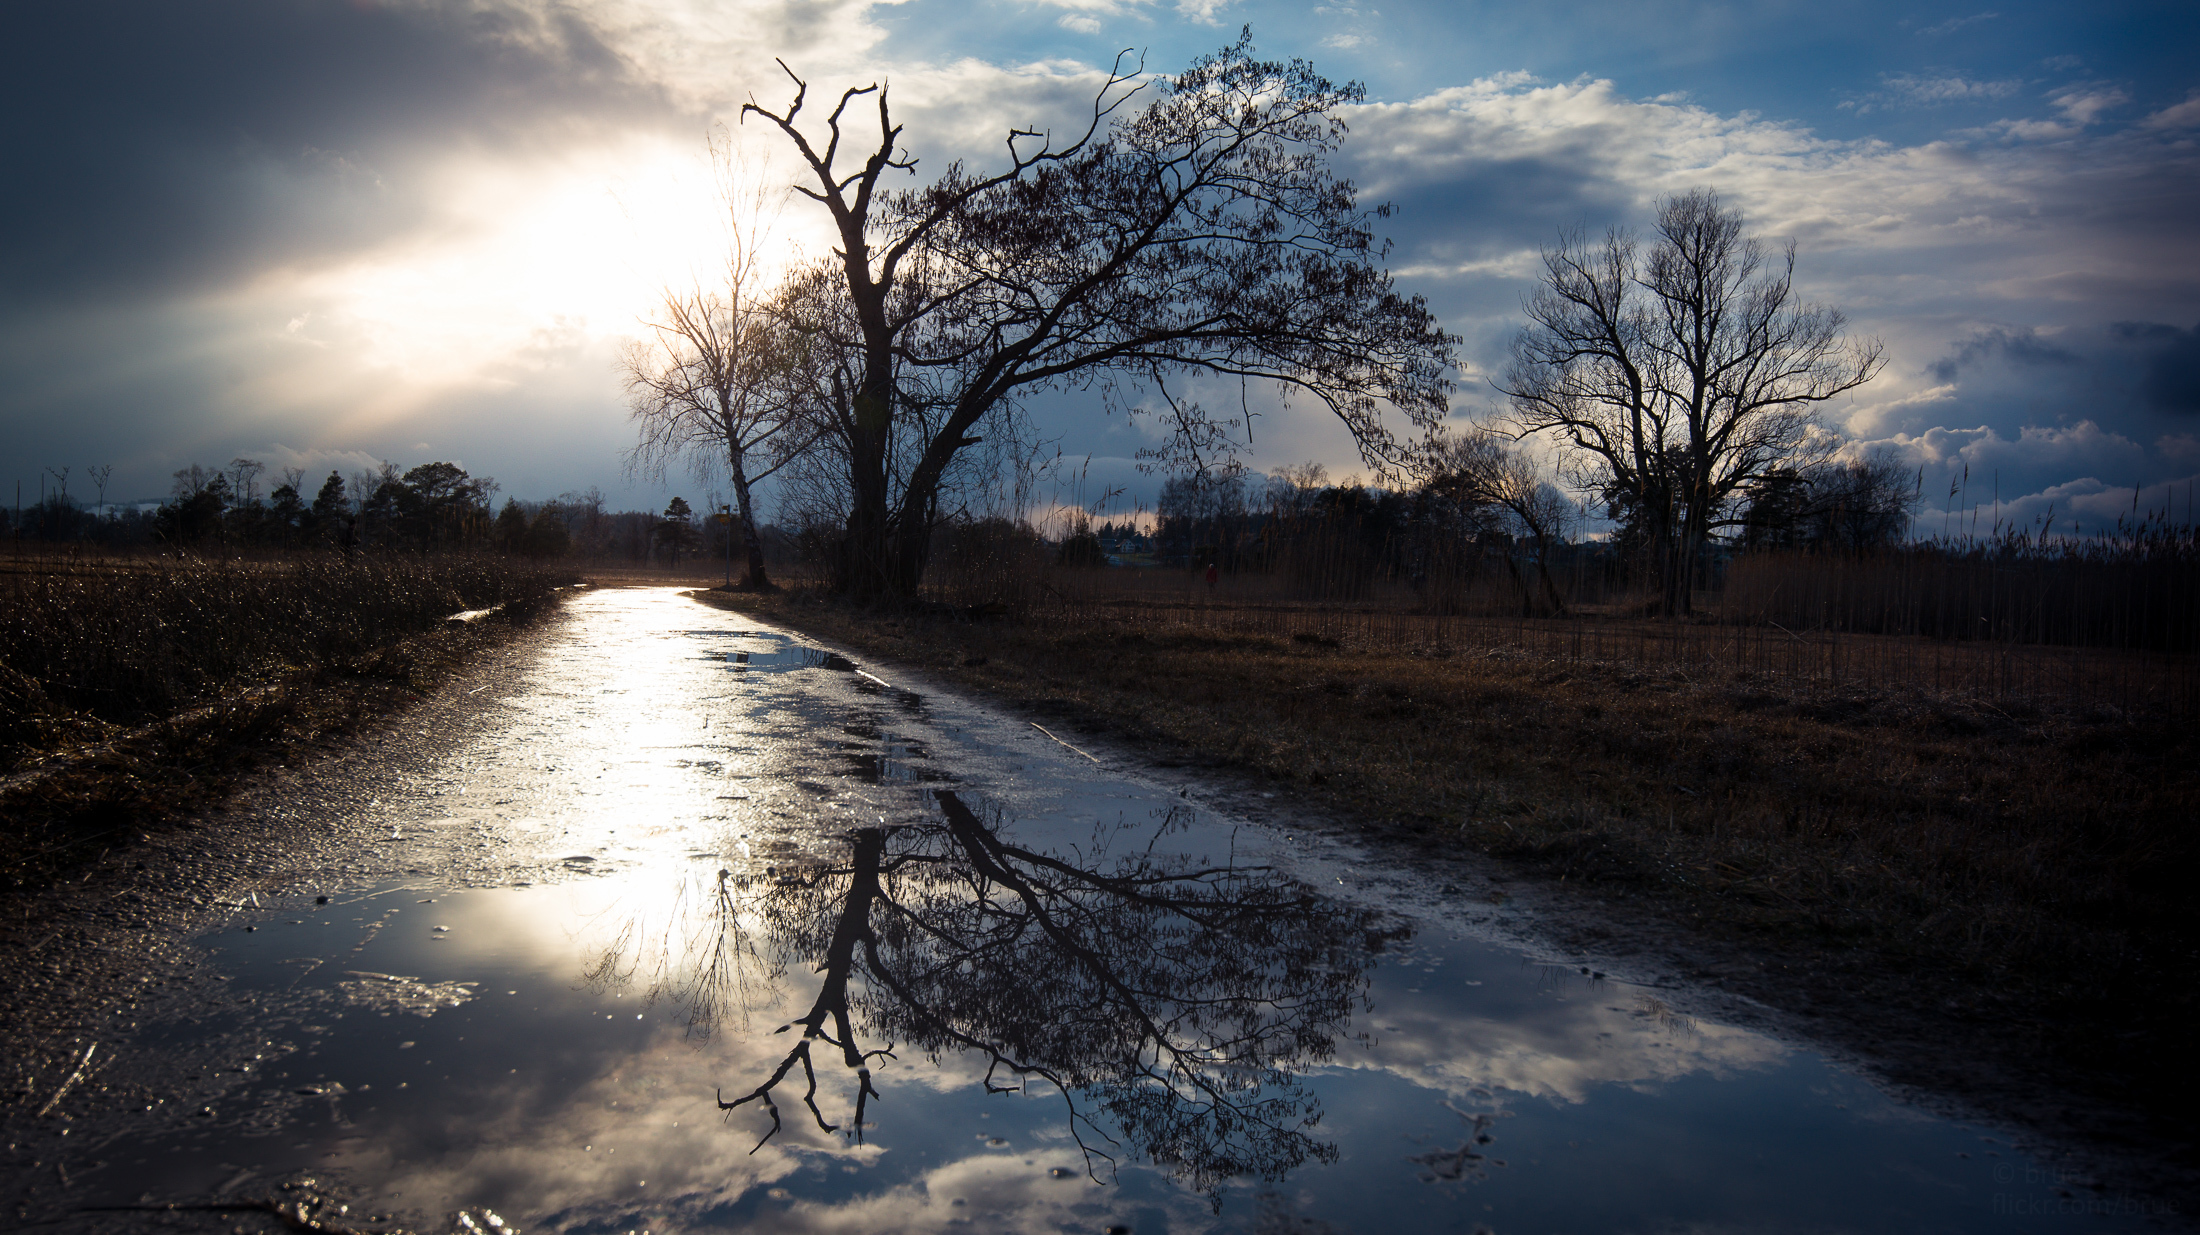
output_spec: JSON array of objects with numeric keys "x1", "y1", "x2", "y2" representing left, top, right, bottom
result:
[
  {"x1": 1030, "y1": 723, "x2": 1100, "y2": 763},
  {"x1": 36, "y1": 1043, "x2": 97, "y2": 1117}
]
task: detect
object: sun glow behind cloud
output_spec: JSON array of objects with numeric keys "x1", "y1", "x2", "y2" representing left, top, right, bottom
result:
[
  {"x1": 227, "y1": 128, "x2": 836, "y2": 453},
  {"x1": 261, "y1": 134, "x2": 823, "y2": 417}
]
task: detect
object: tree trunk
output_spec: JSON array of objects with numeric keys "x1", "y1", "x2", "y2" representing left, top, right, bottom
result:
[
  {"x1": 838, "y1": 336, "x2": 900, "y2": 601},
  {"x1": 1499, "y1": 545, "x2": 1532, "y2": 618},
  {"x1": 1534, "y1": 542, "x2": 1570, "y2": 617},
  {"x1": 729, "y1": 460, "x2": 771, "y2": 590}
]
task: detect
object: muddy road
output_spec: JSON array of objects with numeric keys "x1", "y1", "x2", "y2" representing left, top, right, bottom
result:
[{"x1": 1, "y1": 587, "x2": 2179, "y2": 1233}]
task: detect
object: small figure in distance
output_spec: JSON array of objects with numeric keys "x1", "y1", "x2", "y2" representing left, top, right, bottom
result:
[{"x1": 1205, "y1": 561, "x2": 1219, "y2": 592}]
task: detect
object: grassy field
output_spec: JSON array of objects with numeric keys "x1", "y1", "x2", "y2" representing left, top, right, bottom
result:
[
  {"x1": 0, "y1": 550, "x2": 577, "y2": 889},
  {"x1": 687, "y1": 578, "x2": 2198, "y2": 1153}
]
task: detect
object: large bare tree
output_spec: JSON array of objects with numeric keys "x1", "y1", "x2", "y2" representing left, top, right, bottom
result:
[
  {"x1": 1500, "y1": 189, "x2": 1883, "y2": 614},
  {"x1": 744, "y1": 32, "x2": 1456, "y2": 600},
  {"x1": 623, "y1": 141, "x2": 810, "y2": 588}
]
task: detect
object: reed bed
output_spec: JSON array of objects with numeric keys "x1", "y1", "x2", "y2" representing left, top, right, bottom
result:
[
  {"x1": 1725, "y1": 527, "x2": 2199, "y2": 654},
  {"x1": 1013, "y1": 571, "x2": 2200, "y2": 717}
]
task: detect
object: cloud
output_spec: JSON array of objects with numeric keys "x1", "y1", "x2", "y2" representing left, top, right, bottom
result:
[
  {"x1": 0, "y1": 0, "x2": 678, "y2": 307},
  {"x1": 1313, "y1": 2, "x2": 1376, "y2": 49},
  {"x1": 2050, "y1": 83, "x2": 2130, "y2": 127},
  {"x1": 1885, "y1": 73, "x2": 2023, "y2": 104},
  {"x1": 1841, "y1": 73, "x2": 2023, "y2": 116},
  {"x1": 1328, "y1": 69, "x2": 2198, "y2": 528},
  {"x1": 0, "y1": 0, "x2": 917, "y2": 313},
  {"x1": 2142, "y1": 90, "x2": 2200, "y2": 131},
  {"x1": 1927, "y1": 326, "x2": 2081, "y2": 381},
  {"x1": 7, "y1": 8, "x2": 2195, "y2": 522},
  {"x1": 1848, "y1": 420, "x2": 2200, "y2": 533},
  {"x1": 2110, "y1": 321, "x2": 2200, "y2": 412},
  {"x1": 1957, "y1": 81, "x2": 2131, "y2": 142},
  {"x1": 1013, "y1": 0, "x2": 1233, "y2": 30},
  {"x1": 1917, "y1": 11, "x2": 1999, "y2": 36}
]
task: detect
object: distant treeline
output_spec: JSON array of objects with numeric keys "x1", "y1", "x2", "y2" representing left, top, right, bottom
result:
[
  {"x1": 1129, "y1": 453, "x2": 1919, "y2": 608},
  {"x1": 909, "y1": 455, "x2": 2197, "y2": 655},
  {"x1": 6, "y1": 458, "x2": 748, "y2": 568}
]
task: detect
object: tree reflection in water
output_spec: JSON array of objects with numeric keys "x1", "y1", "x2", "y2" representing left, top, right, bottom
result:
[{"x1": 699, "y1": 789, "x2": 1391, "y2": 1202}]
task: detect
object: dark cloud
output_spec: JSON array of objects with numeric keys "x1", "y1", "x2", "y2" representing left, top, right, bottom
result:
[
  {"x1": 1927, "y1": 326, "x2": 2082, "y2": 382},
  {"x1": 2110, "y1": 320, "x2": 2200, "y2": 412},
  {"x1": 1373, "y1": 153, "x2": 1628, "y2": 262},
  {"x1": 0, "y1": 0, "x2": 677, "y2": 307}
]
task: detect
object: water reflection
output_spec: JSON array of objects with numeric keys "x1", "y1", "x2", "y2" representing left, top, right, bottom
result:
[
  {"x1": 717, "y1": 639, "x2": 857, "y2": 674},
  {"x1": 594, "y1": 790, "x2": 1387, "y2": 1202},
  {"x1": 581, "y1": 857, "x2": 783, "y2": 1042}
]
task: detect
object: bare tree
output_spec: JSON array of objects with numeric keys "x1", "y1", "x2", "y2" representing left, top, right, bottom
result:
[
  {"x1": 87, "y1": 464, "x2": 113, "y2": 518},
  {"x1": 744, "y1": 32, "x2": 1455, "y2": 600},
  {"x1": 226, "y1": 457, "x2": 265, "y2": 507},
  {"x1": 1501, "y1": 189, "x2": 1882, "y2": 614},
  {"x1": 1420, "y1": 428, "x2": 1575, "y2": 615},
  {"x1": 623, "y1": 139, "x2": 811, "y2": 589}
]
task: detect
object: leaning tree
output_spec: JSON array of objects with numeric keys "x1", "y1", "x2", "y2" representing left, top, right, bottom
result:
[
  {"x1": 1500, "y1": 189, "x2": 1883, "y2": 615},
  {"x1": 743, "y1": 31, "x2": 1456, "y2": 600}
]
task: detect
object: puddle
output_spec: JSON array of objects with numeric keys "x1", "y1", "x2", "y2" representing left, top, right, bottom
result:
[
  {"x1": 18, "y1": 590, "x2": 2160, "y2": 1234},
  {"x1": 705, "y1": 631, "x2": 856, "y2": 674}
]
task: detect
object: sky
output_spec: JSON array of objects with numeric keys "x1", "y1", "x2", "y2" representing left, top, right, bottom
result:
[{"x1": 3, "y1": 0, "x2": 2196, "y2": 533}]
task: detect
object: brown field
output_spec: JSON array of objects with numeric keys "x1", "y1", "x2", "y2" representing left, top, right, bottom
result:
[
  {"x1": 0, "y1": 550, "x2": 576, "y2": 889},
  {"x1": 685, "y1": 571, "x2": 2199, "y2": 1163}
]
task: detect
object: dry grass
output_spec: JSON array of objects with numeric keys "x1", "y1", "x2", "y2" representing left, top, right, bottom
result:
[
  {"x1": 694, "y1": 583, "x2": 2200, "y2": 1141},
  {"x1": 1026, "y1": 571, "x2": 2200, "y2": 715}
]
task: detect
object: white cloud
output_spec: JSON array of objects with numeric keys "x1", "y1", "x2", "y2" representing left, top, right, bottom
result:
[
  {"x1": 1313, "y1": 1, "x2": 1376, "y2": 49},
  {"x1": 1172, "y1": 0, "x2": 1233, "y2": 23},
  {"x1": 1002, "y1": 0, "x2": 1232, "y2": 30},
  {"x1": 2050, "y1": 83, "x2": 2130, "y2": 126},
  {"x1": 1917, "y1": 11, "x2": 1999, "y2": 36},
  {"x1": 1848, "y1": 421, "x2": 2200, "y2": 534},
  {"x1": 1839, "y1": 384, "x2": 1961, "y2": 438},
  {"x1": 1845, "y1": 72, "x2": 2022, "y2": 115},
  {"x1": 2142, "y1": 90, "x2": 2200, "y2": 130}
]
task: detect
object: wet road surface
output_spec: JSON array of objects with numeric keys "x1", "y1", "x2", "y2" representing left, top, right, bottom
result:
[{"x1": 2, "y1": 588, "x2": 2164, "y2": 1233}]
